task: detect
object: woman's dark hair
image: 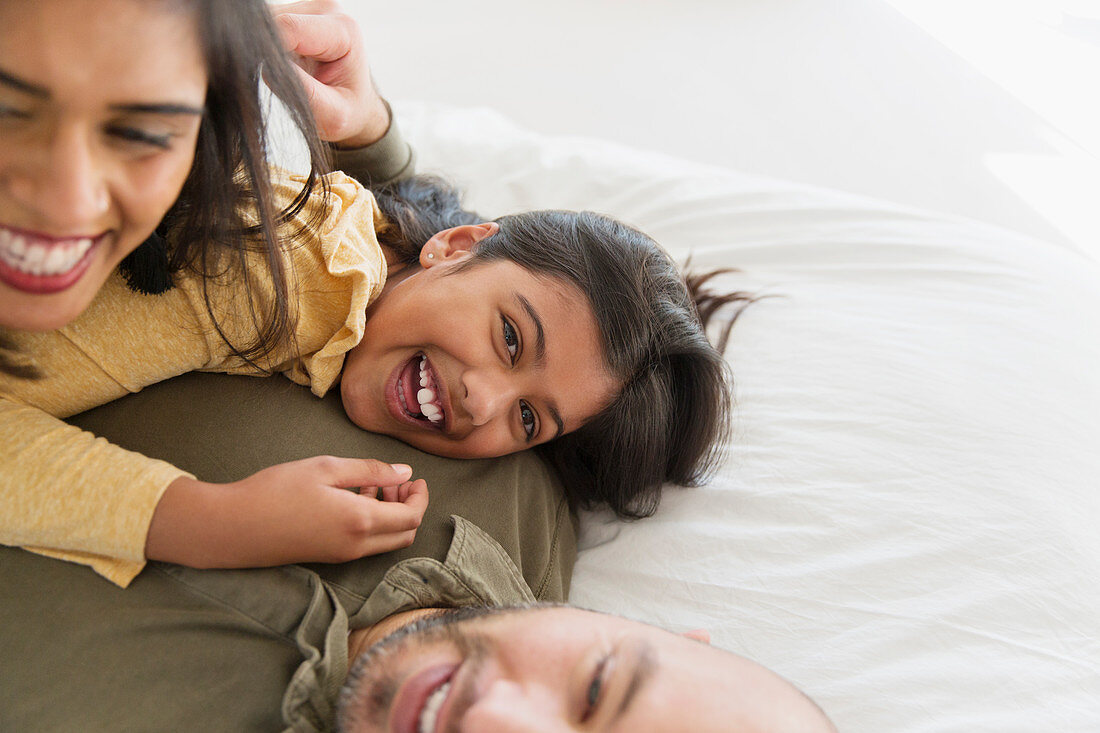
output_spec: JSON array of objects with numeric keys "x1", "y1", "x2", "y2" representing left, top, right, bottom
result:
[
  {"x1": 118, "y1": 0, "x2": 330, "y2": 366},
  {"x1": 374, "y1": 175, "x2": 756, "y2": 519}
]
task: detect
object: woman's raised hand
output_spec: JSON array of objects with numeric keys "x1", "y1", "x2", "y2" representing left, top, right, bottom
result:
[
  {"x1": 145, "y1": 457, "x2": 428, "y2": 568},
  {"x1": 272, "y1": 1, "x2": 391, "y2": 148}
]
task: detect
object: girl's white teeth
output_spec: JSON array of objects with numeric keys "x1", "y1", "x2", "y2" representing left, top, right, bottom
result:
[
  {"x1": 0, "y1": 228, "x2": 94, "y2": 276},
  {"x1": 417, "y1": 357, "x2": 443, "y2": 424},
  {"x1": 418, "y1": 389, "x2": 439, "y2": 417},
  {"x1": 418, "y1": 680, "x2": 451, "y2": 733}
]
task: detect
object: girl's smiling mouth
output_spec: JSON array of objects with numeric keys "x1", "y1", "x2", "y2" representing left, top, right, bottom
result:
[
  {"x1": 0, "y1": 224, "x2": 104, "y2": 294},
  {"x1": 392, "y1": 353, "x2": 448, "y2": 430}
]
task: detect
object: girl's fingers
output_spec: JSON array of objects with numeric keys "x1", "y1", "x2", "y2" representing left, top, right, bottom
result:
[
  {"x1": 378, "y1": 483, "x2": 403, "y2": 503},
  {"x1": 401, "y1": 479, "x2": 429, "y2": 514},
  {"x1": 360, "y1": 528, "x2": 418, "y2": 556},
  {"x1": 356, "y1": 480, "x2": 428, "y2": 533},
  {"x1": 311, "y1": 456, "x2": 413, "y2": 490}
]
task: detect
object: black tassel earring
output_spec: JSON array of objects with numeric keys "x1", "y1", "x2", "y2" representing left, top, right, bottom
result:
[{"x1": 120, "y1": 227, "x2": 173, "y2": 295}]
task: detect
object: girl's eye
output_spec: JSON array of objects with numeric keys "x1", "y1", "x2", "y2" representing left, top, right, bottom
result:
[
  {"x1": 519, "y1": 401, "x2": 537, "y2": 439},
  {"x1": 502, "y1": 317, "x2": 519, "y2": 362},
  {"x1": 582, "y1": 658, "x2": 607, "y2": 721},
  {"x1": 105, "y1": 125, "x2": 172, "y2": 150}
]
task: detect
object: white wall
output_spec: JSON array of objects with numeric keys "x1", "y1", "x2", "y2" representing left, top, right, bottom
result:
[{"x1": 342, "y1": 0, "x2": 1099, "y2": 256}]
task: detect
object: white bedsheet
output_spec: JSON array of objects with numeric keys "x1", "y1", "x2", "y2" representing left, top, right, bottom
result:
[{"x1": 396, "y1": 101, "x2": 1100, "y2": 732}]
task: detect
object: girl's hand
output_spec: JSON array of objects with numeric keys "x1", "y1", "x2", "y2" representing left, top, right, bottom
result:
[
  {"x1": 146, "y1": 457, "x2": 428, "y2": 568},
  {"x1": 272, "y1": 1, "x2": 391, "y2": 148}
]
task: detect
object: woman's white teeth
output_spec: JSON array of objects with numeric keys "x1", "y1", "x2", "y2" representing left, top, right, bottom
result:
[
  {"x1": 418, "y1": 680, "x2": 451, "y2": 733},
  {"x1": 0, "y1": 229, "x2": 94, "y2": 276},
  {"x1": 417, "y1": 357, "x2": 442, "y2": 423}
]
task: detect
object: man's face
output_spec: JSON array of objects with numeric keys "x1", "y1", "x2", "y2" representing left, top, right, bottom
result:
[{"x1": 339, "y1": 605, "x2": 835, "y2": 733}]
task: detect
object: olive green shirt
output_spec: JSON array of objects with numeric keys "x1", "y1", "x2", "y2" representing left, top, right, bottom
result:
[
  {"x1": 0, "y1": 374, "x2": 575, "y2": 733},
  {"x1": 0, "y1": 513, "x2": 544, "y2": 732}
]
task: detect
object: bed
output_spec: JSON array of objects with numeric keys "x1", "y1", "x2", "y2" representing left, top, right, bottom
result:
[{"x1": 382, "y1": 101, "x2": 1100, "y2": 732}]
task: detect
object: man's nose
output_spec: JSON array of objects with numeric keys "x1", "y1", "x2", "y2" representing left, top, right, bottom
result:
[
  {"x1": 458, "y1": 679, "x2": 564, "y2": 733},
  {"x1": 7, "y1": 123, "x2": 109, "y2": 230},
  {"x1": 460, "y1": 366, "x2": 516, "y2": 427}
]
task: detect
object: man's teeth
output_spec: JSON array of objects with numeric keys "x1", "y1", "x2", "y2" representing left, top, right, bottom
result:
[
  {"x1": 0, "y1": 229, "x2": 94, "y2": 277},
  {"x1": 418, "y1": 680, "x2": 451, "y2": 733},
  {"x1": 417, "y1": 357, "x2": 443, "y2": 424}
]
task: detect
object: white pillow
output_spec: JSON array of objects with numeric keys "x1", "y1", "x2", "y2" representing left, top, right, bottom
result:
[{"x1": 398, "y1": 101, "x2": 1100, "y2": 733}]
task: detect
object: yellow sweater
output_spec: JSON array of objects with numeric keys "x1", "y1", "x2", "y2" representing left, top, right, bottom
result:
[{"x1": 0, "y1": 170, "x2": 387, "y2": 587}]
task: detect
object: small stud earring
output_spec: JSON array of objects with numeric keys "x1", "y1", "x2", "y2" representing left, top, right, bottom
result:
[{"x1": 426, "y1": 253, "x2": 435, "y2": 260}]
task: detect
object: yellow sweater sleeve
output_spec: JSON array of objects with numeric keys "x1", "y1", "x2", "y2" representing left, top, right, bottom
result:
[{"x1": 0, "y1": 169, "x2": 386, "y2": 586}]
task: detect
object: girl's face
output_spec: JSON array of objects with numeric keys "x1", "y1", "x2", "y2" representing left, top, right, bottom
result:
[
  {"x1": 341, "y1": 226, "x2": 620, "y2": 459},
  {"x1": 0, "y1": 0, "x2": 206, "y2": 331}
]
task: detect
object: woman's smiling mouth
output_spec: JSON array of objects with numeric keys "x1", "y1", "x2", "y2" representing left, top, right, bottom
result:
[{"x1": 0, "y1": 224, "x2": 103, "y2": 294}]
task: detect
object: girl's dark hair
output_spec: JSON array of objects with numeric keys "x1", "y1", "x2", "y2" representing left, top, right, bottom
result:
[
  {"x1": 118, "y1": 0, "x2": 330, "y2": 366},
  {"x1": 374, "y1": 175, "x2": 756, "y2": 519}
]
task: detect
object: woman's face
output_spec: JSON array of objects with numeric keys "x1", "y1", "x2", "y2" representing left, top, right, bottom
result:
[
  {"x1": 341, "y1": 229, "x2": 621, "y2": 459},
  {"x1": 0, "y1": 0, "x2": 206, "y2": 331}
]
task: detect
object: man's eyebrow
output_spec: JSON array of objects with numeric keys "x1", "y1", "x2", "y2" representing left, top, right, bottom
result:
[
  {"x1": 616, "y1": 642, "x2": 657, "y2": 719},
  {"x1": 513, "y1": 292, "x2": 564, "y2": 439},
  {"x1": 0, "y1": 68, "x2": 49, "y2": 98}
]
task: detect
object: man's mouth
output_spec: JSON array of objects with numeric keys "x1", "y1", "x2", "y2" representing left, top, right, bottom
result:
[
  {"x1": 396, "y1": 354, "x2": 446, "y2": 428},
  {"x1": 417, "y1": 679, "x2": 452, "y2": 733},
  {"x1": 390, "y1": 663, "x2": 457, "y2": 733},
  {"x1": 0, "y1": 225, "x2": 101, "y2": 294}
]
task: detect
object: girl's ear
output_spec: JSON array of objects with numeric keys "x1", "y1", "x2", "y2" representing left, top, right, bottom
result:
[{"x1": 420, "y1": 222, "x2": 500, "y2": 267}]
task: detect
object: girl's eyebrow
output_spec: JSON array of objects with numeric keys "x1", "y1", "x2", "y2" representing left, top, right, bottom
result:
[
  {"x1": 539, "y1": 400, "x2": 563, "y2": 440},
  {"x1": 0, "y1": 65, "x2": 203, "y2": 116},
  {"x1": 514, "y1": 293, "x2": 546, "y2": 366}
]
